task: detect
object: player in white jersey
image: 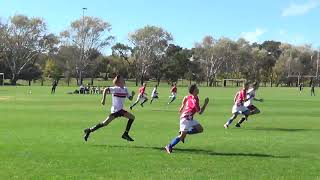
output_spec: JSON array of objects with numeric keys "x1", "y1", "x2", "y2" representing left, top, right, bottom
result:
[
  {"x1": 83, "y1": 75, "x2": 136, "y2": 142},
  {"x1": 150, "y1": 85, "x2": 159, "y2": 104},
  {"x1": 235, "y1": 82, "x2": 263, "y2": 127}
]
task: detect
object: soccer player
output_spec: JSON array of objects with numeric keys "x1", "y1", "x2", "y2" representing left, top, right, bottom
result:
[
  {"x1": 150, "y1": 85, "x2": 159, "y2": 104},
  {"x1": 165, "y1": 84, "x2": 209, "y2": 154},
  {"x1": 311, "y1": 84, "x2": 316, "y2": 96},
  {"x1": 130, "y1": 83, "x2": 148, "y2": 109},
  {"x1": 83, "y1": 75, "x2": 136, "y2": 142},
  {"x1": 224, "y1": 82, "x2": 250, "y2": 129},
  {"x1": 51, "y1": 80, "x2": 57, "y2": 94},
  {"x1": 168, "y1": 83, "x2": 177, "y2": 104},
  {"x1": 235, "y1": 82, "x2": 263, "y2": 127},
  {"x1": 299, "y1": 83, "x2": 303, "y2": 94}
]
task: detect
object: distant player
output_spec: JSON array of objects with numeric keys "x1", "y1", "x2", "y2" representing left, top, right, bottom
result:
[
  {"x1": 165, "y1": 84, "x2": 209, "y2": 154},
  {"x1": 168, "y1": 83, "x2": 177, "y2": 104},
  {"x1": 83, "y1": 75, "x2": 136, "y2": 142},
  {"x1": 150, "y1": 85, "x2": 159, "y2": 104},
  {"x1": 51, "y1": 80, "x2": 57, "y2": 94},
  {"x1": 235, "y1": 82, "x2": 263, "y2": 127},
  {"x1": 224, "y1": 82, "x2": 250, "y2": 129},
  {"x1": 311, "y1": 84, "x2": 316, "y2": 96},
  {"x1": 130, "y1": 83, "x2": 148, "y2": 109},
  {"x1": 299, "y1": 83, "x2": 303, "y2": 94}
]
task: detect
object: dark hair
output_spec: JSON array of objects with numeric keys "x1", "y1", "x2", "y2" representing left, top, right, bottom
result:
[
  {"x1": 189, "y1": 84, "x2": 198, "y2": 94},
  {"x1": 113, "y1": 75, "x2": 121, "y2": 85}
]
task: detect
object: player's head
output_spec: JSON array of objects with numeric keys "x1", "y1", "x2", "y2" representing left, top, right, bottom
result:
[
  {"x1": 113, "y1": 75, "x2": 125, "y2": 87},
  {"x1": 189, "y1": 84, "x2": 199, "y2": 96},
  {"x1": 243, "y1": 82, "x2": 249, "y2": 90},
  {"x1": 252, "y1": 82, "x2": 259, "y2": 90},
  {"x1": 143, "y1": 83, "x2": 147, "y2": 87},
  {"x1": 155, "y1": 85, "x2": 158, "y2": 88}
]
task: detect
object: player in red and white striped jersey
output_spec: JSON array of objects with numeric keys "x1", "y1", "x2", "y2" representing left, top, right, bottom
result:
[{"x1": 83, "y1": 75, "x2": 136, "y2": 142}]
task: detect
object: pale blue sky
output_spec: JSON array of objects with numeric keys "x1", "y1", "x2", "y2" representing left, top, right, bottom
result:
[{"x1": 1, "y1": 0, "x2": 320, "y2": 53}]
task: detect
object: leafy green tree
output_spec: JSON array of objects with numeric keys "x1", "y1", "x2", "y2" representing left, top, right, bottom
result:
[
  {"x1": 44, "y1": 59, "x2": 62, "y2": 82},
  {"x1": 111, "y1": 43, "x2": 137, "y2": 81},
  {"x1": 162, "y1": 44, "x2": 191, "y2": 83},
  {"x1": 0, "y1": 15, "x2": 58, "y2": 85},
  {"x1": 55, "y1": 46, "x2": 79, "y2": 86},
  {"x1": 60, "y1": 16, "x2": 114, "y2": 85},
  {"x1": 129, "y1": 25, "x2": 173, "y2": 85},
  {"x1": 19, "y1": 63, "x2": 42, "y2": 86}
]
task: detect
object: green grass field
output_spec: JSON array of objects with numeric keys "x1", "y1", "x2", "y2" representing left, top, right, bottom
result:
[{"x1": 0, "y1": 85, "x2": 319, "y2": 179}]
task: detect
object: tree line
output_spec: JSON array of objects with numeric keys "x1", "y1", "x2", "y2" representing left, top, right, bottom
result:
[{"x1": 0, "y1": 15, "x2": 319, "y2": 86}]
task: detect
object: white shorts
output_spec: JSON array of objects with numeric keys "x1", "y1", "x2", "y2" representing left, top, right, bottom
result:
[
  {"x1": 180, "y1": 117, "x2": 199, "y2": 132},
  {"x1": 137, "y1": 94, "x2": 147, "y2": 102},
  {"x1": 151, "y1": 93, "x2": 158, "y2": 98},
  {"x1": 170, "y1": 92, "x2": 177, "y2": 98},
  {"x1": 232, "y1": 104, "x2": 249, "y2": 114}
]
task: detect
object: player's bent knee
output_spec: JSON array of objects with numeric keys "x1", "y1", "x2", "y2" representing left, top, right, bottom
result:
[
  {"x1": 125, "y1": 113, "x2": 135, "y2": 120},
  {"x1": 179, "y1": 131, "x2": 187, "y2": 138},
  {"x1": 243, "y1": 111, "x2": 250, "y2": 116},
  {"x1": 196, "y1": 125, "x2": 204, "y2": 133},
  {"x1": 232, "y1": 114, "x2": 238, "y2": 119}
]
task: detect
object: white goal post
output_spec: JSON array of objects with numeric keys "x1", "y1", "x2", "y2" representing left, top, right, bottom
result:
[{"x1": 0, "y1": 73, "x2": 4, "y2": 86}]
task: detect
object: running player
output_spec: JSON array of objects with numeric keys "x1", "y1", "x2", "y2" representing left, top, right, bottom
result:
[
  {"x1": 165, "y1": 84, "x2": 209, "y2": 154},
  {"x1": 150, "y1": 85, "x2": 159, "y2": 104},
  {"x1": 83, "y1": 75, "x2": 136, "y2": 142},
  {"x1": 168, "y1": 83, "x2": 177, "y2": 104},
  {"x1": 130, "y1": 83, "x2": 148, "y2": 109},
  {"x1": 235, "y1": 82, "x2": 263, "y2": 127},
  {"x1": 224, "y1": 82, "x2": 250, "y2": 129}
]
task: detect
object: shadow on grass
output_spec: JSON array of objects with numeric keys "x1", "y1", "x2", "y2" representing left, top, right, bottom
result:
[
  {"x1": 93, "y1": 145, "x2": 289, "y2": 158},
  {"x1": 247, "y1": 127, "x2": 319, "y2": 132}
]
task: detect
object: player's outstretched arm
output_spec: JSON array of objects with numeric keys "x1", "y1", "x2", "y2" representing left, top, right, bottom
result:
[
  {"x1": 199, "y1": 98, "x2": 209, "y2": 115},
  {"x1": 179, "y1": 96, "x2": 187, "y2": 114},
  {"x1": 101, "y1": 88, "x2": 110, "y2": 105}
]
